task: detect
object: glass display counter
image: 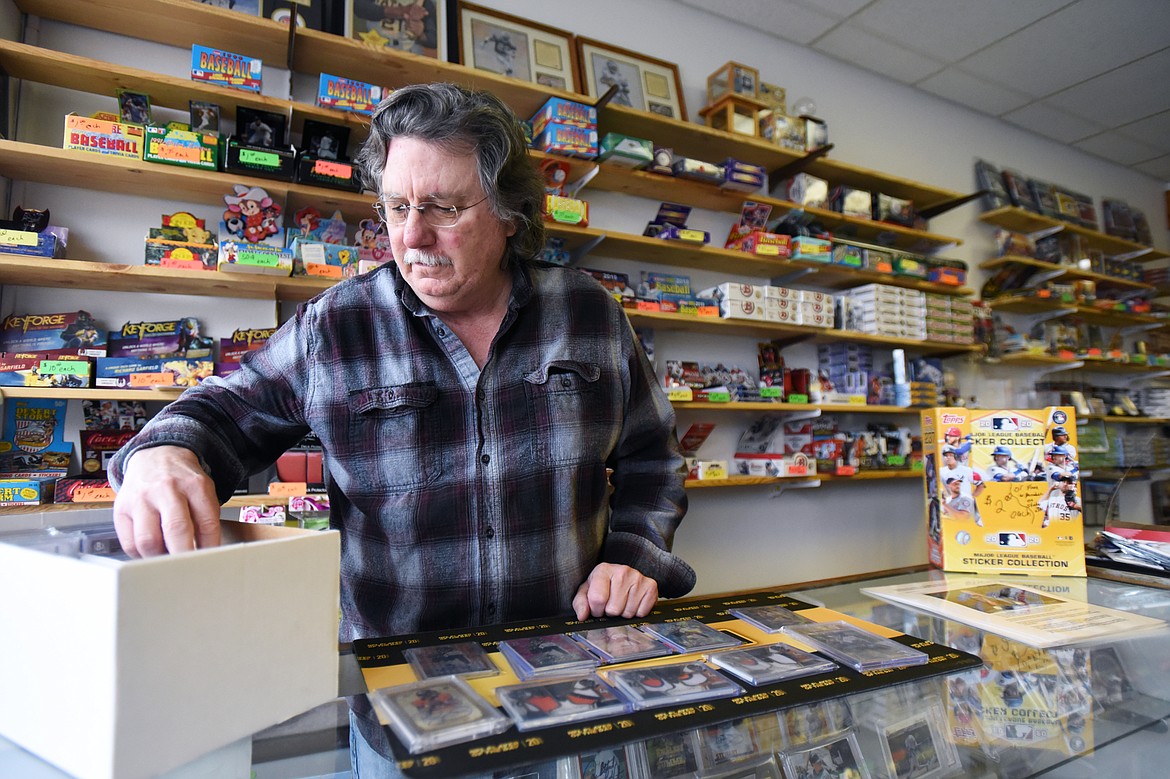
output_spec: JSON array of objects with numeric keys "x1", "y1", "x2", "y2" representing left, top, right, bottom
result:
[{"x1": 6, "y1": 570, "x2": 1170, "y2": 778}]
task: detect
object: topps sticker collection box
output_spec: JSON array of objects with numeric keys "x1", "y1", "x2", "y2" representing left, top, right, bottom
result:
[{"x1": 922, "y1": 406, "x2": 1086, "y2": 577}]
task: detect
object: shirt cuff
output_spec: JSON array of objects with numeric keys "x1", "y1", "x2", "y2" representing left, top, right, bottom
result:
[{"x1": 602, "y1": 531, "x2": 697, "y2": 599}]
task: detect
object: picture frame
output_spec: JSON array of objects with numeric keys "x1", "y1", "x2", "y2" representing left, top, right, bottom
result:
[
  {"x1": 575, "y1": 36, "x2": 686, "y2": 121},
  {"x1": 456, "y1": 2, "x2": 579, "y2": 92},
  {"x1": 345, "y1": 0, "x2": 448, "y2": 61}
]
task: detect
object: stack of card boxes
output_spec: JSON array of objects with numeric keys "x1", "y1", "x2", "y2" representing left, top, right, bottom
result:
[
  {"x1": 698, "y1": 283, "x2": 835, "y2": 327},
  {"x1": 924, "y1": 294, "x2": 976, "y2": 344},
  {"x1": 720, "y1": 159, "x2": 766, "y2": 192},
  {"x1": 839, "y1": 284, "x2": 925, "y2": 340},
  {"x1": 530, "y1": 97, "x2": 597, "y2": 159},
  {"x1": 1139, "y1": 388, "x2": 1170, "y2": 417},
  {"x1": 818, "y1": 343, "x2": 872, "y2": 397}
]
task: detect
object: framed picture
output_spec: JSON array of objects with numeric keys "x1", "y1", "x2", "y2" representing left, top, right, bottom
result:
[
  {"x1": 575, "y1": 37, "x2": 686, "y2": 121},
  {"x1": 345, "y1": 0, "x2": 448, "y2": 60},
  {"x1": 457, "y1": 2, "x2": 579, "y2": 92}
]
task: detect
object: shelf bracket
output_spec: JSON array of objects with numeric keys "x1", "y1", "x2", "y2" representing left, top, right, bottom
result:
[
  {"x1": 1114, "y1": 246, "x2": 1153, "y2": 262},
  {"x1": 1029, "y1": 224, "x2": 1066, "y2": 241},
  {"x1": 1120, "y1": 322, "x2": 1164, "y2": 336},
  {"x1": 569, "y1": 232, "x2": 607, "y2": 264},
  {"x1": 1021, "y1": 269, "x2": 1067, "y2": 289},
  {"x1": 1036, "y1": 359, "x2": 1084, "y2": 378},
  {"x1": 1136, "y1": 370, "x2": 1170, "y2": 384},
  {"x1": 770, "y1": 478, "x2": 821, "y2": 498},
  {"x1": 565, "y1": 164, "x2": 600, "y2": 199},
  {"x1": 1015, "y1": 308, "x2": 1076, "y2": 331},
  {"x1": 770, "y1": 267, "x2": 816, "y2": 286},
  {"x1": 779, "y1": 409, "x2": 823, "y2": 423},
  {"x1": 767, "y1": 144, "x2": 835, "y2": 192},
  {"x1": 918, "y1": 190, "x2": 986, "y2": 220}
]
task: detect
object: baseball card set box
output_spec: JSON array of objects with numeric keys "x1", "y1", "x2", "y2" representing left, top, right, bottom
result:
[{"x1": 921, "y1": 406, "x2": 1086, "y2": 577}]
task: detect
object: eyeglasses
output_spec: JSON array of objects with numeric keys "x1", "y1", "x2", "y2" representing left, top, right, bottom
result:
[{"x1": 372, "y1": 195, "x2": 489, "y2": 228}]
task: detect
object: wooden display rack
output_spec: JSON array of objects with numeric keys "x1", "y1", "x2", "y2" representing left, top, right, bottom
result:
[{"x1": 699, "y1": 93, "x2": 771, "y2": 137}]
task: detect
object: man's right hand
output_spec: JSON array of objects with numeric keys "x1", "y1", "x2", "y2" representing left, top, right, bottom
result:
[{"x1": 112, "y1": 446, "x2": 222, "y2": 557}]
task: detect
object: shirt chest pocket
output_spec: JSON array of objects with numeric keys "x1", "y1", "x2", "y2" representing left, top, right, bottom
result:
[
  {"x1": 523, "y1": 360, "x2": 612, "y2": 466},
  {"x1": 347, "y1": 383, "x2": 441, "y2": 492}
]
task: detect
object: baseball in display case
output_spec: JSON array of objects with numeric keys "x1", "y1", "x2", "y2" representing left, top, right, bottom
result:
[{"x1": 921, "y1": 406, "x2": 1086, "y2": 577}]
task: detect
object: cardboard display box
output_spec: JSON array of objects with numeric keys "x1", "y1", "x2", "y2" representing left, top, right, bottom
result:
[
  {"x1": 922, "y1": 406, "x2": 1086, "y2": 577},
  {"x1": 0, "y1": 519, "x2": 340, "y2": 779}
]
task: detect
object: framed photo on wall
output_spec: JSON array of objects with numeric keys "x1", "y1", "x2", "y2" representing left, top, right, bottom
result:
[
  {"x1": 575, "y1": 37, "x2": 686, "y2": 121},
  {"x1": 457, "y1": 2, "x2": 579, "y2": 92},
  {"x1": 345, "y1": 0, "x2": 448, "y2": 60}
]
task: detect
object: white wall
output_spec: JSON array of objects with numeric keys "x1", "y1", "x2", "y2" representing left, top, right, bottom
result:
[{"x1": 4, "y1": 1, "x2": 1167, "y2": 595}]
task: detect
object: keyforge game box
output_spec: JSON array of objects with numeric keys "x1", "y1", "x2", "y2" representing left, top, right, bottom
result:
[{"x1": 922, "y1": 407, "x2": 1086, "y2": 577}]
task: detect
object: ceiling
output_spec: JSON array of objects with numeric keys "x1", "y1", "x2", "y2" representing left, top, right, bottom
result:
[{"x1": 672, "y1": 0, "x2": 1170, "y2": 181}]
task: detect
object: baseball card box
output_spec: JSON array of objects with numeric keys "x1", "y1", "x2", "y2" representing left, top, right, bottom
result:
[{"x1": 922, "y1": 406, "x2": 1086, "y2": 577}]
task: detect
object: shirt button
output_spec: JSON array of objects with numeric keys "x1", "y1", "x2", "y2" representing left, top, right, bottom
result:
[
  {"x1": 436, "y1": 326, "x2": 446, "y2": 336},
  {"x1": 561, "y1": 376, "x2": 571, "y2": 388},
  {"x1": 485, "y1": 526, "x2": 494, "y2": 538},
  {"x1": 480, "y1": 453, "x2": 490, "y2": 464}
]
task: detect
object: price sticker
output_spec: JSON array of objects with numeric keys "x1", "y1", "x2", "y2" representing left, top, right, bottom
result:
[
  {"x1": 0, "y1": 229, "x2": 37, "y2": 246},
  {"x1": 39, "y1": 360, "x2": 89, "y2": 375},
  {"x1": 129, "y1": 372, "x2": 173, "y2": 387},
  {"x1": 74, "y1": 487, "x2": 116, "y2": 502},
  {"x1": 268, "y1": 481, "x2": 308, "y2": 497},
  {"x1": 313, "y1": 159, "x2": 352, "y2": 178}
]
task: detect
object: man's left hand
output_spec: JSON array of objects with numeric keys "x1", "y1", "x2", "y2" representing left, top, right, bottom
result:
[{"x1": 573, "y1": 563, "x2": 658, "y2": 621}]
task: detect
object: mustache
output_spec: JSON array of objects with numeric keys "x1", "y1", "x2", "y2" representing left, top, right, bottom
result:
[{"x1": 402, "y1": 249, "x2": 453, "y2": 267}]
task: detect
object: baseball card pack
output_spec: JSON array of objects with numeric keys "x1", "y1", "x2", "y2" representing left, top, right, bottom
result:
[{"x1": 922, "y1": 406, "x2": 1086, "y2": 576}]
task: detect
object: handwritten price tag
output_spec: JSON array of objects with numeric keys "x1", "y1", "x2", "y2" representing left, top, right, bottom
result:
[
  {"x1": 129, "y1": 372, "x2": 173, "y2": 387},
  {"x1": 74, "y1": 487, "x2": 116, "y2": 502},
  {"x1": 313, "y1": 159, "x2": 353, "y2": 178},
  {"x1": 0, "y1": 229, "x2": 37, "y2": 246},
  {"x1": 39, "y1": 360, "x2": 89, "y2": 375},
  {"x1": 268, "y1": 482, "x2": 308, "y2": 497}
]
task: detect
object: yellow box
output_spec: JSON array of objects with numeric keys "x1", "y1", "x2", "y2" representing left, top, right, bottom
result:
[{"x1": 922, "y1": 407, "x2": 1085, "y2": 576}]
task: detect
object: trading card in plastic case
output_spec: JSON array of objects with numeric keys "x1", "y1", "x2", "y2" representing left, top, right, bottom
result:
[
  {"x1": 877, "y1": 704, "x2": 958, "y2": 779},
  {"x1": 572, "y1": 624, "x2": 673, "y2": 663},
  {"x1": 708, "y1": 643, "x2": 838, "y2": 686},
  {"x1": 701, "y1": 755, "x2": 781, "y2": 779},
  {"x1": 633, "y1": 730, "x2": 702, "y2": 779},
  {"x1": 403, "y1": 641, "x2": 498, "y2": 680},
  {"x1": 781, "y1": 731, "x2": 870, "y2": 779},
  {"x1": 697, "y1": 717, "x2": 760, "y2": 770},
  {"x1": 571, "y1": 744, "x2": 640, "y2": 779},
  {"x1": 782, "y1": 621, "x2": 928, "y2": 672},
  {"x1": 729, "y1": 603, "x2": 813, "y2": 633},
  {"x1": 366, "y1": 675, "x2": 510, "y2": 754},
  {"x1": 606, "y1": 661, "x2": 743, "y2": 710},
  {"x1": 496, "y1": 673, "x2": 628, "y2": 732},
  {"x1": 498, "y1": 633, "x2": 599, "y2": 680},
  {"x1": 639, "y1": 618, "x2": 745, "y2": 653}
]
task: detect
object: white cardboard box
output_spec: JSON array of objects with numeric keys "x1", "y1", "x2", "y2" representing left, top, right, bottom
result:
[{"x1": 0, "y1": 519, "x2": 340, "y2": 779}]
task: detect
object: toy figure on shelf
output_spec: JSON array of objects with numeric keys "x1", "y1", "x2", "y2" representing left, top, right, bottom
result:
[{"x1": 222, "y1": 184, "x2": 281, "y2": 244}]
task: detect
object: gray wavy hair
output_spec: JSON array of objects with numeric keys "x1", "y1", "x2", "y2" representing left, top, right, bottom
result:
[{"x1": 355, "y1": 83, "x2": 546, "y2": 268}]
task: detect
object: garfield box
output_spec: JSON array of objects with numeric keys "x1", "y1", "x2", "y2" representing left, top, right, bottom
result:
[{"x1": 922, "y1": 406, "x2": 1085, "y2": 576}]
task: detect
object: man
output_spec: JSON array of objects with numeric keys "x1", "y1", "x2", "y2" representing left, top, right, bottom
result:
[
  {"x1": 110, "y1": 83, "x2": 694, "y2": 771},
  {"x1": 1046, "y1": 426, "x2": 1078, "y2": 463},
  {"x1": 987, "y1": 445, "x2": 1025, "y2": 482}
]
